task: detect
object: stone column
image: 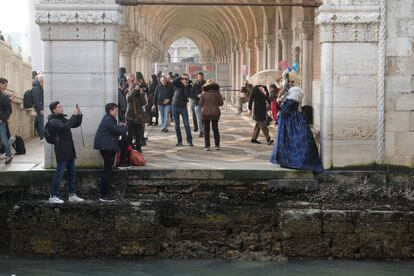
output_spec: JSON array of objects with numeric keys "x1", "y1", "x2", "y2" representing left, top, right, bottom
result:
[
  {"x1": 230, "y1": 50, "x2": 235, "y2": 90},
  {"x1": 279, "y1": 29, "x2": 292, "y2": 63},
  {"x1": 265, "y1": 35, "x2": 276, "y2": 70},
  {"x1": 36, "y1": 0, "x2": 122, "y2": 168},
  {"x1": 135, "y1": 52, "x2": 142, "y2": 75},
  {"x1": 299, "y1": 22, "x2": 314, "y2": 106},
  {"x1": 316, "y1": 1, "x2": 380, "y2": 168},
  {"x1": 131, "y1": 49, "x2": 137, "y2": 74},
  {"x1": 239, "y1": 43, "x2": 247, "y2": 85},
  {"x1": 28, "y1": 0, "x2": 42, "y2": 71},
  {"x1": 254, "y1": 38, "x2": 264, "y2": 73},
  {"x1": 119, "y1": 46, "x2": 133, "y2": 73},
  {"x1": 231, "y1": 49, "x2": 237, "y2": 101},
  {"x1": 235, "y1": 45, "x2": 241, "y2": 91},
  {"x1": 245, "y1": 41, "x2": 254, "y2": 78}
]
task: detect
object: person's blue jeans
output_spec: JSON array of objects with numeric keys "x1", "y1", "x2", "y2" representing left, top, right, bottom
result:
[
  {"x1": 159, "y1": 104, "x2": 172, "y2": 130},
  {"x1": 0, "y1": 122, "x2": 11, "y2": 157},
  {"x1": 35, "y1": 113, "x2": 44, "y2": 139},
  {"x1": 172, "y1": 106, "x2": 192, "y2": 144},
  {"x1": 51, "y1": 160, "x2": 77, "y2": 197},
  {"x1": 194, "y1": 105, "x2": 203, "y2": 134}
]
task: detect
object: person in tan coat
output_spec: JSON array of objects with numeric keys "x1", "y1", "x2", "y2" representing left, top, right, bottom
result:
[{"x1": 199, "y1": 80, "x2": 224, "y2": 151}]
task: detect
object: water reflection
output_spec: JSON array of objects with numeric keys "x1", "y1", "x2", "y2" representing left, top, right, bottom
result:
[{"x1": 0, "y1": 256, "x2": 413, "y2": 276}]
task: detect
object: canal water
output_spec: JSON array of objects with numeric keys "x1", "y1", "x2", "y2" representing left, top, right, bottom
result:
[{"x1": 0, "y1": 256, "x2": 413, "y2": 276}]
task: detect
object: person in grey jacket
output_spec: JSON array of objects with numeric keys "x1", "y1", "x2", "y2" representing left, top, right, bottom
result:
[
  {"x1": 94, "y1": 103, "x2": 128, "y2": 202},
  {"x1": 32, "y1": 74, "x2": 44, "y2": 140}
]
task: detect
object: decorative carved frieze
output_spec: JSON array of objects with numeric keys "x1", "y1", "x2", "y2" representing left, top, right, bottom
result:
[
  {"x1": 37, "y1": 24, "x2": 120, "y2": 41},
  {"x1": 316, "y1": 5, "x2": 380, "y2": 43},
  {"x1": 35, "y1": 1, "x2": 122, "y2": 41},
  {"x1": 35, "y1": 11, "x2": 122, "y2": 25}
]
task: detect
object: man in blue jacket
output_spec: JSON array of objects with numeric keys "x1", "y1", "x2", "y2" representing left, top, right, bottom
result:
[
  {"x1": 172, "y1": 74, "x2": 193, "y2": 146},
  {"x1": 94, "y1": 103, "x2": 128, "y2": 202}
]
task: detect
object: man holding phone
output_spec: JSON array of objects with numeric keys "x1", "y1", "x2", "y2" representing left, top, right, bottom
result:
[
  {"x1": 47, "y1": 101, "x2": 84, "y2": 204},
  {"x1": 171, "y1": 74, "x2": 193, "y2": 147}
]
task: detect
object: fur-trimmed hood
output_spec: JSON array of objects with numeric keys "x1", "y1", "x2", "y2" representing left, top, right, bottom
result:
[
  {"x1": 203, "y1": 81, "x2": 220, "y2": 92},
  {"x1": 285, "y1": 86, "x2": 304, "y2": 103}
]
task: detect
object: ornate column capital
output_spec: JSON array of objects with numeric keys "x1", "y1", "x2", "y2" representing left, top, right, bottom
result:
[
  {"x1": 316, "y1": 3, "x2": 380, "y2": 42},
  {"x1": 120, "y1": 32, "x2": 140, "y2": 53},
  {"x1": 35, "y1": 0, "x2": 122, "y2": 41},
  {"x1": 278, "y1": 29, "x2": 292, "y2": 42},
  {"x1": 253, "y1": 38, "x2": 263, "y2": 50},
  {"x1": 264, "y1": 34, "x2": 275, "y2": 48},
  {"x1": 245, "y1": 41, "x2": 254, "y2": 52},
  {"x1": 233, "y1": 43, "x2": 242, "y2": 53},
  {"x1": 299, "y1": 21, "x2": 314, "y2": 40}
]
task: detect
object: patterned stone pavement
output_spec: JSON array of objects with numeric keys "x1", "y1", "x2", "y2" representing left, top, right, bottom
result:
[
  {"x1": 140, "y1": 105, "x2": 280, "y2": 170},
  {"x1": 0, "y1": 105, "x2": 287, "y2": 171}
]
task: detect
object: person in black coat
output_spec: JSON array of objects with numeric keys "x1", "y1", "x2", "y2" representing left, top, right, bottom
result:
[
  {"x1": 248, "y1": 85, "x2": 274, "y2": 145},
  {"x1": 0, "y1": 77, "x2": 12, "y2": 164},
  {"x1": 32, "y1": 74, "x2": 45, "y2": 140},
  {"x1": 171, "y1": 74, "x2": 193, "y2": 146},
  {"x1": 94, "y1": 103, "x2": 128, "y2": 202},
  {"x1": 47, "y1": 101, "x2": 84, "y2": 204},
  {"x1": 147, "y1": 74, "x2": 159, "y2": 126}
]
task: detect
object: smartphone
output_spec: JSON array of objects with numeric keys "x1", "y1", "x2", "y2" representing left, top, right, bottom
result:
[{"x1": 75, "y1": 104, "x2": 79, "y2": 108}]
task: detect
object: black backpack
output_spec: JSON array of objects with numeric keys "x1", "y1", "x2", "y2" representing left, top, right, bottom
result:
[
  {"x1": 302, "y1": 105, "x2": 313, "y2": 125},
  {"x1": 23, "y1": 89, "x2": 34, "y2": 109},
  {"x1": 13, "y1": 135, "x2": 26, "y2": 155},
  {"x1": 44, "y1": 120, "x2": 58, "y2": 144}
]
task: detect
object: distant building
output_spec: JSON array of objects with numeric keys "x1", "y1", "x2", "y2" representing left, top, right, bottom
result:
[{"x1": 168, "y1": 37, "x2": 201, "y2": 63}]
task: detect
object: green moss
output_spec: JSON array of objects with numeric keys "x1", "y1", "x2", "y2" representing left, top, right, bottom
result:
[
  {"x1": 30, "y1": 236, "x2": 54, "y2": 255},
  {"x1": 120, "y1": 241, "x2": 144, "y2": 256},
  {"x1": 206, "y1": 214, "x2": 229, "y2": 224}
]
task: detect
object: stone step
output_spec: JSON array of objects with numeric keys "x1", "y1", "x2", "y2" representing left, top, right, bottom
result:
[{"x1": 0, "y1": 167, "x2": 316, "y2": 200}]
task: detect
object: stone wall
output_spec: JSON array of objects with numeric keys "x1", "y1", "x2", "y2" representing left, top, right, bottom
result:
[
  {"x1": 317, "y1": 1, "x2": 381, "y2": 168},
  {"x1": 0, "y1": 39, "x2": 36, "y2": 140},
  {"x1": 8, "y1": 201, "x2": 414, "y2": 260},
  {"x1": 384, "y1": 0, "x2": 414, "y2": 167},
  {"x1": 1, "y1": 169, "x2": 414, "y2": 260}
]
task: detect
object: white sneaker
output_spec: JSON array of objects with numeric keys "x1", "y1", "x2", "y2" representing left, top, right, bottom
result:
[
  {"x1": 49, "y1": 196, "x2": 64, "y2": 204},
  {"x1": 68, "y1": 195, "x2": 85, "y2": 203}
]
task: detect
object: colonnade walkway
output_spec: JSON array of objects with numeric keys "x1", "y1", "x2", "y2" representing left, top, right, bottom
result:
[{"x1": 0, "y1": 105, "x2": 295, "y2": 172}]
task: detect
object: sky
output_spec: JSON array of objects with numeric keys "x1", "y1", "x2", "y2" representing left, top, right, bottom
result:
[{"x1": 0, "y1": 0, "x2": 30, "y2": 34}]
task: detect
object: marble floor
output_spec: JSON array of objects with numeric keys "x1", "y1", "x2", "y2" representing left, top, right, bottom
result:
[{"x1": 0, "y1": 105, "x2": 283, "y2": 171}]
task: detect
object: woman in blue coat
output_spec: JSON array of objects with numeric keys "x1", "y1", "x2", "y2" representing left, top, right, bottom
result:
[
  {"x1": 94, "y1": 103, "x2": 128, "y2": 202},
  {"x1": 270, "y1": 86, "x2": 323, "y2": 173}
]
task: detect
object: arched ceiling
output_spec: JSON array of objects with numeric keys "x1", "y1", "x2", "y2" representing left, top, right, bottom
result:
[{"x1": 122, "y1": 0, "x2": 314, "y2": 59}]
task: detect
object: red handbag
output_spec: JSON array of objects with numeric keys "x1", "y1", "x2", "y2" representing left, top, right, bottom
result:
[{"x1": 129, "y1": 148, "x2": 146, "y2": 166}]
